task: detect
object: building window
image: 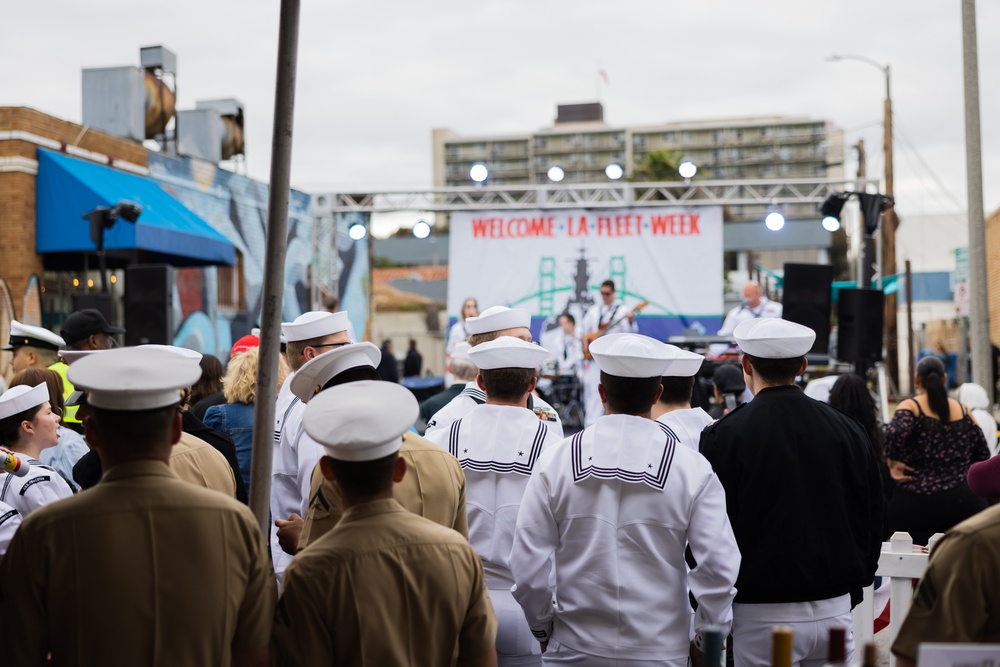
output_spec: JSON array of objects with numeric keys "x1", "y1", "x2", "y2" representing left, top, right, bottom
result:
[{"x1": 217, "y1": 249, "x2": 245, "y2": 312}]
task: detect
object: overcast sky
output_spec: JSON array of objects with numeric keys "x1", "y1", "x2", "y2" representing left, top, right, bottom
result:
[{"x1": 4, "y1": 1, "x2": 998, "y2": 231}]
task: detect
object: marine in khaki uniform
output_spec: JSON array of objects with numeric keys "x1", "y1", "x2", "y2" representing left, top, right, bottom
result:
[
  {"x1": 171, "y1": 430, "x2": 238, "y2": 497},
  {"x1": 299, "y1": 429, "x2": 468, "y2": 549},
  {"x1": 891, "y1": 503, "x2": 1000, "y2": 666},
  {"x1": 275, "y1": 341, "x2": 468, "y2": 556},
  {"x1": 273, "y1": 380, "x2": 498, "y2": 667},
  {"x1": 63, "y1": 347, "x2": 241, "y2": 500},
  {"x1": 0, "y1": 347, "x2": 275, "y2": 666}
]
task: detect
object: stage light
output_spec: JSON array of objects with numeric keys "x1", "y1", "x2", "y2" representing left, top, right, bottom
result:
[
  {"x1": 348, "y1": 222, "x2": 368, "y2": 240},
  {"x1": 412, "y1": 221, "x2": 431, "y2": 239},
  {"x1": 605, "y1": 163, "x2": 624, "y2": 180},
  {"x1": 765, "y1": 211, "x2": 785, "y2": 231},
  {"x1": 678, "y1": 161, "x2": 697, "y2": 179},
  {"x1": 547, "y1": 165, "x2": 565, "y2": 183},
  {"x1": 822, "y1": 216, "x2": 841, "y2": 232},
  {"x1": 470, "y1": 163, "x2": 489, "y2": 183}
]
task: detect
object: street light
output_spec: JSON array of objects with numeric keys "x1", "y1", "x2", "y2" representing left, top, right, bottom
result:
[
  {"x1": 678, "y1": 161, "x2": 697, "y2": 180},
  {"x1": 605, "y1": 163, "x2": 624, "y2": 180},
  {"x1": 547, "y1": 165, "x2": 565, "y2": 183},
  {"x1": 828, "y1": 52, "x2": 898, "y2": 386}
]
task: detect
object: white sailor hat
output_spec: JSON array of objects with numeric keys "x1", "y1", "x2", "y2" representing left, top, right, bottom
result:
[
  {"x1": 662, "y1": 345, "x2": 705, "y2": 378},
  {"x1": 0, "y1": 383, "x2": 50, "y2": 420},
  {"x1": 281, "y1": 311, "x2": 350, "y2": 343},
  {"x1": 303, "y1": 380, "x2": 417, "y2": 462},
  {"x1": 734, "y1": 317, "x2": 815, "y2": 359},
  {"x1": 290, "y1": 341, "x2": 381, "y2": 402},
  {"x1": 251, "y1": 327, "x2": 287, "y2": 344},
  {"x1": 468, "y1": 336, "x2": 549, "y2": 370},
  {"x1": 464, "y1": 306, "x2": 531, "y2": 336},
  {"x1": 451, "y1": 342, "x2": 473, "y2": 362},
  {"x1": 3, "y1": 321, "x2": 65, "y2": 352},
  {"x1": 590, "y1": 333, "x2": 678, "y2": 378},
  {"x1": 138, "y1": 344, "x2": 203, "y2": 363},
  {"x1": 68, "y1": 347, "x2": 202, "y2": 410}
]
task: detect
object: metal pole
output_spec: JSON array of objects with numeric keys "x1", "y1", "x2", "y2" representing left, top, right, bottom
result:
[
  {"x1": 249, "y1": 0, "x2": 302, "y2": 533},
  {"x1": 961, "y1": 0, "x2": 992, "y2": 392},
  {"x1": 905, "y1": 260, "x2": 915, "y2": 394}
]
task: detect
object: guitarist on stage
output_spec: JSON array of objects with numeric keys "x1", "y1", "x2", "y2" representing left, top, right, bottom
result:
[{"x1": 581, "y1": 280, "x2": 638, "y2": 426}]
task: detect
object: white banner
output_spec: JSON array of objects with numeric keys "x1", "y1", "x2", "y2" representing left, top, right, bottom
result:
[{"x1": 447, "y1": 206, "x2": 724, "y2": 340}]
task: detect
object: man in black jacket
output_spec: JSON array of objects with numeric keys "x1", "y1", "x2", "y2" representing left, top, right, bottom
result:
[{"x1": 700, "y1": 318, "x2": 883, "y2": 667}]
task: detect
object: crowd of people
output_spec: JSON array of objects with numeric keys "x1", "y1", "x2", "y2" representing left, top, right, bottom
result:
[{"x1": 0, "y1": 292, "x2": 998, "y2": 666}]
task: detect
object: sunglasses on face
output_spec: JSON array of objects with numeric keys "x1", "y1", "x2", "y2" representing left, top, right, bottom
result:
[{"x1": 310, "y1": 342, "x2": 351, "y2": 350}]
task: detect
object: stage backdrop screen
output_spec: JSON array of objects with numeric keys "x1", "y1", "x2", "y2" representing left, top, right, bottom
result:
[{"x1": 447, "y1": 206, "x2": 724, "y2": 341}]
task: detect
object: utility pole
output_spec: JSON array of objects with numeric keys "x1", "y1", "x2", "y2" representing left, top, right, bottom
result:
[
  {"x1": 881, "y1": 67, "x2": 899, "y2": 391},
  {"x1": 961, "y1": 0, "x2": 992, "y2": 393},
  {"x1": 829, "y1": 54, "x2": 898, "y2": 387}
]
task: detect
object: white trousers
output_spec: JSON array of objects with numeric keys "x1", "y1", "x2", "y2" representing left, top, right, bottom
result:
[
  {"x1": 732, "y1": 595, "x2": 854, "y2": 667},
  {"x1": 490, "y1": 588, "x2": 542, "y2": 667},
  {"x1": 542, "y1": 641, "x2": 687, "y2": 666}
]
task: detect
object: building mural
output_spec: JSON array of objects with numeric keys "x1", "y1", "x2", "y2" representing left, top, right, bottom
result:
[{"x1": 147, "y1": 153, "x2": 368, "y2": 358}]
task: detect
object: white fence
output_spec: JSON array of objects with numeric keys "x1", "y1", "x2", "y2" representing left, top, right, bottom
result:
[{"x1": 852, "y1": 531, "x2": 940, "y2": 667}]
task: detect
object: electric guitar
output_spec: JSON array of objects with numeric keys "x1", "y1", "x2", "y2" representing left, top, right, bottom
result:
[{"x1": 583, "y1": 301, "x2": 649, "y2": 360}]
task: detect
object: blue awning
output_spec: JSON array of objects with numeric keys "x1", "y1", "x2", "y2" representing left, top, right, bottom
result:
[{"x1": 35, "y1": 149, "x2": 235, "y2": 266}]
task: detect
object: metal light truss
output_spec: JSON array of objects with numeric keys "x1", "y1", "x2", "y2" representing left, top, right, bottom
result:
[{"x1": 318, "y1": 178, "x2": 882, "y2": 213}]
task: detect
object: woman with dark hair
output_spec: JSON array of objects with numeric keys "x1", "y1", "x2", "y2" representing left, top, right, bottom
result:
[
  {"x1": 9, "y1": 368, "x2": 88, "y2": 489},
  {"x1": 884, "y1": 356, "x2": 990, "y2": 544},
  {"x1": 0, "y1": 381, "x2": 74, "y2": 516},
  {"x1": 828, "y1": 374, "x2": 892, "y2": 537},
  {"x1": 190, "y1": 354, "x2": 225, "y2": 420}
]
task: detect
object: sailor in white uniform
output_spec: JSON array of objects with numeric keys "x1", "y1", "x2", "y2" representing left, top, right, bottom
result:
[
  {"x1": 0, "y1": 499, "x2": 21, "y2": 557},
  {"x1": 271, "y1": 311, "x2": 352, "y2": 582},
  {"x1": 426, "y1": 306, "x2": 563, "y2": 439},
  {"x1": 0, "y1": 384, "x2": 75, "y2": 517},
  {"x1": 425, "y1": 336, "x2": 557, "y2": 667},
  {"x1": 510, "y1": 334, "x2": 740, "y2": 666},
  {"x1": 580, "y1": 280, "x2": 638, "y2": 427},
  {"x1": 652, "y1": 346, "x2": 713, "y2": 450}
]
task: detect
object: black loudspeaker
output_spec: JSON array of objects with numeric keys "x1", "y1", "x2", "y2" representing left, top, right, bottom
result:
[
  {"x1": 782, "y1": 263, "x2": 833, "y2": 356},
  {"x1": 71, "y1": 293, "x2": 113, "y2": 323},
  {"x1": 124, "y1": 264, "x2": 174, "y2": 346},
  {"x1": 837, "y1": 288, "x2": 884, "y2": 362}
]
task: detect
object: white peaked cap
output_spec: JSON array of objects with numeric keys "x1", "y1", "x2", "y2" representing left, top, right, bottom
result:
[
  {"x1": 290, "y1": 342, "x2": 381, "y2": 402},
  {"x1": 0, "y1": 383, "x2": 49, "y2": 420},
  {"x1": 451, "y1": 342, "x2": 473, "y2": 362},
  {"x1": 138, "y1": 344, "x2": 202, "y2": 363},
  {"x1": 468, "y1": 336, "x2": 550, "y2": 370},
  {"x1": 68, "y1": 347, "x2": 202, "y2": 410},
  {"x1": 4, "y1": 320, "x2": 65, "y2": 351},
  {"x1": 303, "y1": 380, "x2": 418, "y2": 462},
  {"x1": 281, "y1": 311, "x2": 350, "y2": 343},
  {"x1": 590, "y1": 333, "x2": 678, "y2": 378},
  {"x1": 464, "y1": 306, "x2": 531, "y2": 336},
  {"x1": 734, "y1": 318, "x2": 816, "y2": 359},
  {"x1": 60, "y1": 349, "x2": 105, "y2": 365},
  {"x1": 661, "y1": 345, "x2": 705, "y2": 378}
]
